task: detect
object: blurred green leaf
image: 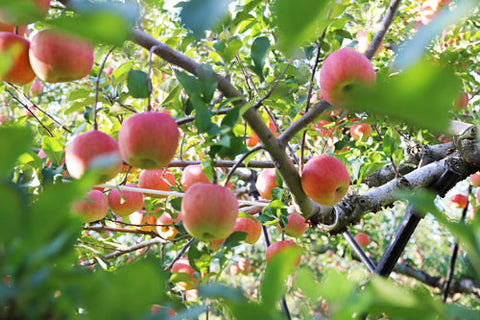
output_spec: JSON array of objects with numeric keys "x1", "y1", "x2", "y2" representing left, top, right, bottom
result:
[
  {"x1": 127, "y1": 69, "x2": 149, "y2": 98},
  {"x1": 41, "y1": 136, "x2": 64, "y2": 167},
  {"x1": 0, "y1": 127, "x2": 32, "y2": 177},
  {"x1": 293, "y1": 267, "x2": 322, "y2": 301},
  {"x1": 197, "y1": 64, "x2": 218, "y2": 103},
  {"x1": 179, "y1": 0, "x2": 233, "y2": 36}
]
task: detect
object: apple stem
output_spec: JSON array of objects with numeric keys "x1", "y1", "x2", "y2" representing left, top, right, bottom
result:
[
  {"x1": 93, "y1": 48, "x2": 114, "y2": 131},
  {"x1": 147, "y1": 45, "x2": 161, "y2": 112}
]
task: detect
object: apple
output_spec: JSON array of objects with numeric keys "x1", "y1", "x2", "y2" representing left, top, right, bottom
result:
[
  {"x1": 181, "y1": 183, "x2": 239, "y2": 241},
  {"x1": 349, "y1": 123, "x2": 372, "y2": 140},
  {"x1": 0, "y1": 115, "x2": 10, "y2": 125},
  {"x1": 354, "y1": 233, "x2": 371, "y2": 248},
  {"x1": 255, "y1": 168, "x2": 277, "y2": 200},
  {"x1": 0, "y1": 0, "x2": 51, "y2": 25},
  {"x1": 319, "y1": 48, "x2": 376, "y2": 108},
  {"x1": 65, "y1": 130, "x2": 123, "y2": 182},
  {"x1": 118, "y1": 112, "x2": 180, "y2": 169},
  {"x1": 246, "y1": 132, "x2": 259, "y2": 147},
  {"x1": 232, "y1": 217, "x2": 262, "y2": 244},
  {"x1": 278, "y1": 211, "x2": 308, "y2": 238},
  {"x1": 454, "y1": 91, "x2": 468, "y2": 110},
  {"x1": 29, "y1": 79, "x2": 42, "y2": 96},
  {"x1": 128, "y1": 209, "x2": 157, "y2": 232},
  {"x1": 107, "y1": 183, "x2": 144, "y2": 217},
  {"x1": 171, "y1": 257, "x2": 199, "y2": 290},
  {"x1": 470, "y1": 172, "x2": 480, "y2": 187},
  {"x1": 29, "y1": 29, "x2": 94, "y2": 83},
  {"x1": 138, "y1": 169, "x2": 175, "y2": 198},
  {"x1": 180, "y1": 164, "x2": 210, "y2": 191},
  {"x1": 266, "y1": 240, "x2": 301, "y2": 267},
  {"x1": 301, "y1": 155, "x2": 350, "y2": 206},
  {"x1": 0, "y1": 22, "x2": 28, "y2": 36},
  {"x1": 72, "y1": 189, "x2": 108, "y2": 223},
  {"x1": 0, "y1": 32, "x2": 36, "y2": 85},
  {"x1": 156, "y1": 209, "x2": 181, "y2": 241},
  {"x1": 268, "y1": 119, "x2": 280, "y2": 137},
  {"x1": 451, "y1": 194, "x2": 468, "y2": 209}
]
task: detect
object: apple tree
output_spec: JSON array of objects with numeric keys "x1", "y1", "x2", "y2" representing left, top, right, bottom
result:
[{"x1": 1, "y1": 0, "x2": 480, "y2": 319}]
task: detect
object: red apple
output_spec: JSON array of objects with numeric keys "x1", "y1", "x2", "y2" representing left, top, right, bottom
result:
[
  {"x1": 0, "y1": 0, "x2": 51, "y2": 25},
  {"x1": 29, "y1": 29, "x2": 94, "y2": 83},
  {"x1": 454, "y1": 91, "x2": 468, "y2": 110},
  {"x1": 118, "y1": 112, "x2": 180, "y2": 169},
  {"x1": 470, "y1": 172, "x2": 480, "y2": 187},
  {"x1": 355, "y1": 233, "x2": 371, "y2": 248},
  {"x1": 268, "y1": 119, "x2": 280, "y2": 137},
  {"x1": 171, "y1": 257, "x2": 199, "y2": 290},
  {"x1": 255, "y1": 168, "x2": 277, "y2": 200},
  {"x1": 156, "y1": 209, "x2": 181, "y2": 241},
  {"x1": 29, "y1": 79, "x2": 42, "y2": 96},
  {"x1": 232, "y1": 217, "x2": 262, "y2": 244},
  {"x1": 138, "y1": 169, "x2": 175, "y2": 198},
  {"x1": 246, "y1": 132, "x2": 259, "y2": 147},
  {"x1": 65, "y1": 130, "x2": 123, "y2": 182},
  {"x1": 349, "y1": 123, "x2": 372, "y2": 140},
  {"x1": 278, "y1": 211, "x2": 308, "y2": 238},
  {"x1": 266, "y1": 240, "x2": 301, "y2": 267},
  {"x1": 301, "y1": 155, "x2": 350, "y2": 206},
  {"x1": 180, "y1": 164, "x2": 210, "y2": 191},
  {"x1": 0, "y1": 32, "x2": 35, "y2": 85},
  {"x1": 107, "y1": 183, "x2": 144, "y2": 217},
  {"x1": 319, "y1": 48, "x2": 376, "y2": 108},
  {"x1": 181, "y1": 183, "x2": 238, "y2": 241},
  {"x1": 72, "y1": 189, "x2": 108, "y2": 223},
  {"x1": 128, "y1": 209, "x2": 157, "y2": 232},
  {"x1": 451, "y1": 194, "x2": 468, "y2": 209}
]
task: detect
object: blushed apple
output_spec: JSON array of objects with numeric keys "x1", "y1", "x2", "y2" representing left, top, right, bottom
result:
[
  {"x1": 65, "y1": 130, "x2": 123, "y2": 182},
  {"x1": 29, "y1": 29, "x2": 94, "y2": 83},
  {"x1": 128, "y1": 209, "x2": 157, "y2": 232},
  {"x1": 470, "y1": 172, "x2": 480, "y2": 187},
  {"x1": 29, "y1": 79, "x2": 42, "y2": 96},
  {"x1": 349, "y1": 123, "x2": 372, "y2": 140},
  {"x1": 454, "y1": 91, "x2": 468, "y2": 110},
  {"x1": 107, "y1": 183, "x2": 144, "y2": 217},
  {"x1": 0, "y1": 32, "x2": 36, "y2": 85},
  {"x1": 278, "y1": 211, "x2": 308, "y2": 238},
  {"x1": 0, "y1": 22, "x2": 28, "y2": 36},
  {"x1": 171, "y1": 257, "x2": 199, "y2": 290},
  {"x1": 255, "y1": 168, "x2": 277, "y2": 200},
  {"x1": 181, "y1": 183, "x2": 238, "y2": 241},
  {"x1": 180, "y1": 164, "x2": 210, "y2": 191},
  {"x1": 319, "y1": 48, "x2": 376, "y2": 108},
  {"x1": 72, "y1": 189, "x2": 108, "y2": 223},
  {"x1": 266, "y1": 240, "x2": 301, "y2": 269},
  {"x1": 355, "y1": 233, "x2": 371, "y2": 248},
  {"x1": 138, "y1": 169, "x2": 175, "y2": 198},
  {"x1": 118, "y1": 112, "x2": 179, "y2": 169},
  {"x1": 156, "y1": 209, "x2": 181, "y2": 241},
  {"x1": 301, "y1": 155, "x2": 350, "y2": 206},
  {"x1": 451, "y1": 194, "x2": 468, "y2": 209}
]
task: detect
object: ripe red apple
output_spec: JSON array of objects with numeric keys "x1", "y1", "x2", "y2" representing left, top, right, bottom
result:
[
  {"x1": 319, "y1": 48, "x2": 376, "y2": 108},
  {"x1": 278, "y1": 211, "x2": 308, "y2": 238},
  {"x1": 454, "y1": 91, "x2": 468, "y2": 110},
  {"x1": 0, "y1": 22, "x2": 28, "y2": 36},
  {"x1": 29, "y1": 29, "x2": 94, "y2": 83},
  {"x1": 355, "y1": 233, "x2": 371, "y2": 248},
  {"x1": 29, "y1": 79, "x2": 42, "y2": 96},
  {"x1": 451, "y1": 194, "x2": 468, "y2": 209},
  {"x1": 0, "y1": 32, "x2": 36, "y2": 85},
  {"x1": 138, "y1": 169, "x2": 175, "y2": 198},
  {"x1": 0, "y1": 0, "x2": 51, "y2": 25},
  {"x1": 301, "y1": 155, "x2": 350, "y2": 206},
  {"x1": 65, "y1": 130, "x2": 123, "y2": 182},
  {"x1": 171, "y1": 257, "x2": 199, "y2": 290},
  {"x1": 128, "y1": 209, "x2": 157, "y2": 232},
  {"x1": 118, "y1": 112, "x2": 180, "y2": 169},
  {"x1": 181, "y1": 183, "x2": 238, "y2": 241},
  {"x1": 266, "y1": 240, "x2": 301, "y2": 267},
  {"x1": 255, "y1": 168, "x2": 277, "y2": 200},
  {"x1": 107, "y1": 183, "x2": 144, "y2": 217},
  {"x1": 72, "y1": 189, "x2": 108, "y2": 223},
  {"x1": 232, "y1": 217, "x2": 262, "y2": 244},
  {"x1": 156, "y1": 209, "x2": 181, "y2": 241},
  {"x1": 349, "y1": 123, "x2": 372, "y2": 140},
  {"x1": 180, "y1": 164, "x2": 210, "y2": 191},
  {"x1": 470, "y1": 172, "x2": 480, "y2": 187}
]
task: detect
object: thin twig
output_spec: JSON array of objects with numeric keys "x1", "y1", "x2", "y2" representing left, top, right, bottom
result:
[
  {"x1": 164, "y1": 238, "x2": 195, "y2": 271},
  {"x1": 147, "y1": 45, "x2": 161, "y2": 111},
  {"x1": 94, "y1": 48, "x2": 115, "y2": 130},
  {"x1": 224, "y1": 146, "x2": 263, "y2": 186}
]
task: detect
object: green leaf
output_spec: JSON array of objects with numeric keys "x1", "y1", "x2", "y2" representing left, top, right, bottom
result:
[
  {"x1": 293, "y1": 267, "x2": 322, "y2": 301},
  {"x1": 41, "y1": 136, "x2": 64, "y2": 167},
  {"x1": 383, "y1": 135, "x2": 397, "y2": 158},
  {"x1": 179, "y1": 0, "x2": 233, "y2": 36},
  {"x1": 250, "y1": 37, "x2": 270, "y2": 81},
  {"x1": 0, "y1": 181, "x2": 28, "y2": 243},
  {"x1": 127, "y1": 69, "x2": 149, "y2": 98},
  {"x1": 197, "y1": 64, "x2": 219, "y2": 103},
  {"x1": 224, "y1": 231, "x2": 248, "y2": 249},
  {"x1": 273, "y1": 0, "x2": 334, "y2": 55},
  {"x1": 0, "y1": 126, "x2": 32, "y2": 177},
  {"x1": 194, "y1": 100, "x2": 213, "y2": 133},
  {"x1": 348, "y1": 60, "x2": 461, "y2": 133}
]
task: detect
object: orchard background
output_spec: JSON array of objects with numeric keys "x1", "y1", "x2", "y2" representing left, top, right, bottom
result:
[{"x1": 1, "y1": 0, "x2": 480, "y2": 319}]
